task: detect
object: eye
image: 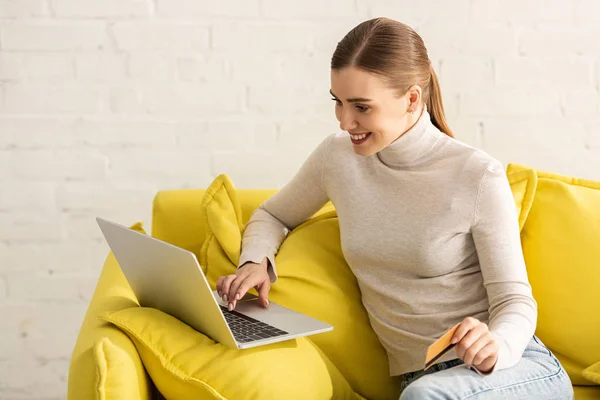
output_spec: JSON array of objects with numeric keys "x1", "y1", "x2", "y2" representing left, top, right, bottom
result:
[
  {"x1": 355, "y1": 105, "x2": 369, "y2": 113},
  {"x1": 331, "y1": 97, "x2": 341, "y2": 106}
]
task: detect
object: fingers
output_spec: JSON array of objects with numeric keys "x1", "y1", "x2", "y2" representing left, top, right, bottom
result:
[
  {"x1": 472, "y1": 341, "x2": 498, "y2": 369},
  {"x1": 455, "y1": 322, "x2": 487, "y2": 360},
  {"x1": 220, "y1": 275, "x2": 237, "y2": 303},
  {"x1": 216, "y1": 276, "x2": 224, "y2": 297},
  {"x1": 461, "y1": 331, "x2": 493, "y2": 366},
  {"x1": 452, "y1": 317, "x2": 479, "y2": 345},
  {"x1": 229, "y1": 274, "x2": 264, "y2": 309},
  {"x1": 256, "y1": 280, "x2": 271, "y2": 308}
]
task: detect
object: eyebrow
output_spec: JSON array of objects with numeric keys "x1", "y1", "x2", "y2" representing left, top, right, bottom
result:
[{"x1": 330, "y1": 89, "x2": 373, "y2": 103}]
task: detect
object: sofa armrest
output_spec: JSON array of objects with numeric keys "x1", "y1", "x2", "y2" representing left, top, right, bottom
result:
[{"x1": 68, "y1": 246, "x2": 154, "y2": 400}]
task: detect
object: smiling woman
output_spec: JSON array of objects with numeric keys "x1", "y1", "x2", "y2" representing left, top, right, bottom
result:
[{"x1": 219, "y1": 17, "x2": 574, "y2": 400}]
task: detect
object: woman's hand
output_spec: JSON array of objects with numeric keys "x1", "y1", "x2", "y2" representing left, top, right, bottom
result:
[
  {"x1": 452, "y1": 317, "x2": 499, "y2": 373},
  {"x1": 216, "y1": 261, "x2": 271, "y2": 311}
]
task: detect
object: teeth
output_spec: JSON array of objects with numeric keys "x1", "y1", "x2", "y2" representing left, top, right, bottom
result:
[{"x1": 351, "y1": 133, "x2": 369, "y2": 140}]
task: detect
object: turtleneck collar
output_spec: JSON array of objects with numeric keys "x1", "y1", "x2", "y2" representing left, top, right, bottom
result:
[{"x1": 376, "y1": 105, "x2": 446, "y2": 169}]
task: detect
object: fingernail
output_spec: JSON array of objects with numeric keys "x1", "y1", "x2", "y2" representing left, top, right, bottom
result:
[
  {"x1": 223, "y1": 294, "x2": 228, "y2": 302},
  {"x1": 451, "y1": 337, "x2": 457, "y2": 344},
  {"x1": 236, "y1": 293, "x2": 240, "y2": 300},
  {"x1": 228, "y1": 303, "x2": 233, "y2": 311},
  {"x1": 266, "y1": 300, "x2": 269, "y2": 306}
]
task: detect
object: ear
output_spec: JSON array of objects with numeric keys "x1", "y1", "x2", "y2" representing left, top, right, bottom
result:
[{"x1": 405, "y1": 85, "x2": 422, "y2": 111}]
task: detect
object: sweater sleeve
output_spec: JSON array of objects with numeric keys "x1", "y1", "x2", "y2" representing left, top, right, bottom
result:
[
  {"x1": 470, "y1": 159, "x2": 538, "y2": 374},
  {"x1": 237, "y1": 134, "x2": 334, "y2": 283}
]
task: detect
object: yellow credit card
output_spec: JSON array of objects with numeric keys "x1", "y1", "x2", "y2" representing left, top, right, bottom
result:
[{"x1": 424, "y1": 323, "x2": 460, "y2": 370}]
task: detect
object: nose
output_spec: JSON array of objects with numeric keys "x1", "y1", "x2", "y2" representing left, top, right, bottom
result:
[{"x1": 338, "y1": 109, "x2": 358, "y2": 131}]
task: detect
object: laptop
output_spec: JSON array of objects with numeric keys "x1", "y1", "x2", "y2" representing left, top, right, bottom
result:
[{"x1": 96, "y1": 217, "x2": 333, "y2": 349}]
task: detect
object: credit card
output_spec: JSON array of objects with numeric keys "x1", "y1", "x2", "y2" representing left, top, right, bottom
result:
[{"x1": 424, "y1": 323, "x2": 461, "y2": 370}]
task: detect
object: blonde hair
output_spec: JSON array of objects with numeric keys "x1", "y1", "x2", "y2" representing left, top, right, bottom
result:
[{"x1": 331, "y1": 17, "x2": 454, "y2": 138}]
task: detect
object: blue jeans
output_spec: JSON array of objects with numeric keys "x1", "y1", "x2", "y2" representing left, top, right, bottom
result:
[{"x1": 399, "y1": 335, "x2": 574, "y2": 399}]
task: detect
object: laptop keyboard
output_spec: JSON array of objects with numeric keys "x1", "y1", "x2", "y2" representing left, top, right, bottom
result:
[{"x1": 219, "y1": 306, "x2": 289, "y2": 343}]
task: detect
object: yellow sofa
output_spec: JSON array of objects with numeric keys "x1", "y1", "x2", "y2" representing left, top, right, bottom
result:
[{"x1": 68, "y1": 164, "x2": 600, "y2": 399}]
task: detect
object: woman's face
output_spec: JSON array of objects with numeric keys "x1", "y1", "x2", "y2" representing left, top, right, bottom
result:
[{"x1": 330, "y1": 67, "x2": 422, "y2": 157}]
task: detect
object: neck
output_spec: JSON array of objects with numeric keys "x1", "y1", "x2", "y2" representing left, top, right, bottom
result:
[{"x1": 376, "y1": 105, "x2": 446, "y2": 169}]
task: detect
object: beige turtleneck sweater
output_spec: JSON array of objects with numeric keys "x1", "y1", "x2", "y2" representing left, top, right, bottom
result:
[{"x1": 237, "y1": 109, "x2": 537, "y2": 376}]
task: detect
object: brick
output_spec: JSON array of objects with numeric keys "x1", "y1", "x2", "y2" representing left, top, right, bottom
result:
[
  {"x1": 311, "y1": 22, "x2": 361, "y2": 52},
  {"x1": 0, "y1": 151, "x2": 8, "y2": 179},
  {"x1": 3, "y1": 84, "x2": 101, "y2": 114},
  {"x1": 75, "y1": 53, "x2": 127, "y2": 82},
  {"x1": 0, "y1": 358, "x2": 68, "y2": 398},
  {"x1": 0, "y1": 0, "x2": 49, "y2": 18},
  {"x1": 247, "y1": 85, "x2": 331, "y2": 117},
  {"x1": 481, "y1": 116, "x2": 587, "y2": 175},
  {"x1": 470, "y1": 0, "x2": 570, "y2": 23},
  {"x1": 0, "y1": 22, "x2": 109, "y2": 51},
  {"x1": 561, "y1": 90, "x2": 600, "y2": 117},
  {"x1": 177, "y1": 54, "x2": 230, "y2": 82},
  {"x1": 21, "y1": 53, "x2": 74, "y2": 81},
  {"x1": 112, "y1": 23, "x2": 209, "y2": 52},
  {"x1": 212, "y1": 23, "x2": 313, "y2": 52},
  {"x1": 0, "y1": 118, "x2": 78, "y2": 149},
  {"x1": 107, "y1": 148, "x2": 212, "y2": 185},
  {"x1": 230, "y1": 51, "x2": 329, "y2": 87},
  {"x1": 212, "y1": 149, "x2": 310, "y2": 188},
  {"x1": 177, "y1": 120, "x2": 277, "y2": 151},
  {"x1": 0, "y1": 212, "x2": 65, "y2": 242},
  {"x1": 143, "y1": 83, "x2": 244, "y2": 117},
  {"x1": 438, "y1": 57, "x2": 493, "y2": 91},
  {"x1": 156, "y1": 0, "x2": 260, "y2": 18},
  {"x1": 10, "y1": 149, "x2": 108, "y2": 181},
  {"x1": 574, "y1": 0, "x2": 600, "y2": 22},
  {"x1": 0, "y1": 276, "x2": 6, "y2": 300},
  {"x1": 278, "y1": 120, "x2": 338, "y2": 149},
  {"x1": 446, "y1": 117, "x2": 482, "y2": 148},
  {"x1": 128, "y1": 54, "x2": 177, "y2": 81},
  {"x1": 585, "y1": 120, "x2": 600, "y2": 150},
  {"x1": 56, "y1": 182, "x2": 156, "y2": 214},
  {"x1": 495, "y1": 57, "x2": 593, "y2": 89},
  {"x1": 0, "y1": 53, "x2": 21, "y2": 80},
  {"x1": 519, "y1": 27, "x2": 600, "y2": 56},
  {"x1": 51, "y1": 0, "x2": 150, "y2": 18},
  {"x1": 421, "y1": 26, "x2": 517, "y2": 58},
  {"x1": 65, "y1": 211, "x2": 150, "y2": 242},
  {"x1": 109, "y1": 87, "x2": 143, "y2": 114},
  {"x1": 357, "y1": 0, "x2": 470, "y2": 26},
  {"x1": 462, "y1": 89, "x2": 561, "y2": 117},
  {"x1": 0, "y1": 182, "x2": 57, "y2": 213},
  {"x1": 77, "y1": 119, "x2": 177, "y2": 148},
  {"x1": 6, "y1": 271, "x2": 98, "y2": 303},
  {"x1": 262, "y1": 0, "x2": 357, "y2": 19},
  {"x1": 0, "y1": 242, "x2": 94, "y2": 273}
]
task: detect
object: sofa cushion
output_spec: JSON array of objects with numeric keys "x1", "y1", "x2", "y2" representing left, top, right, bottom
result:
[
  {"x1": 93, "y1": 337, "x2": 145, "y2": 400},
  {"x1": 199, "y1": 173, "x2": 402, "y2": 400},
  {"x1": 100, "y1": 307, "x2": 359, "y2": 400},
  {"x1": 507, "y1": 163, "x2": 600, "y2": 386},
  {"x1": 506, "y1": 168, "x2": 537, "y2": 231}
]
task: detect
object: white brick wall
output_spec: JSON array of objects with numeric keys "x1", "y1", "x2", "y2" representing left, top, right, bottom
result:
[{"x1": 1, "y1": 1, "x2": 600, "y2": 398}]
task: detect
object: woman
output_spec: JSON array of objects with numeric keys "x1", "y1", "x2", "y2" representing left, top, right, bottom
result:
[{"x1": 216, "y1": 17, "x2": 574, "y2": 399}]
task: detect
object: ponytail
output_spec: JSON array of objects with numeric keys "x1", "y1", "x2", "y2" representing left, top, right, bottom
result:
[{"x1": 427, "y1": 64, "x2": 454, "y2": 138}]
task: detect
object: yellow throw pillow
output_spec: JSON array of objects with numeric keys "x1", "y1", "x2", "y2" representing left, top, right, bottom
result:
[
  {"x1": 507, "y1": 163, "x2": 600, "y2": 386},
  {"x1": 199, "y1": 174, "x2": 244, "y2": 284},
  {"x1": 199, "y1": 174, "x2": 402, "y2": 400},
  {"x1": 93, "y1": 337, "x2": 145, "y2": 400},
  {"x1": 100, "y1": 307, "x2": 359, "y2": 400},
  {"x1": 506, "y1": 168, "x2": 537, "y2": 231}
]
